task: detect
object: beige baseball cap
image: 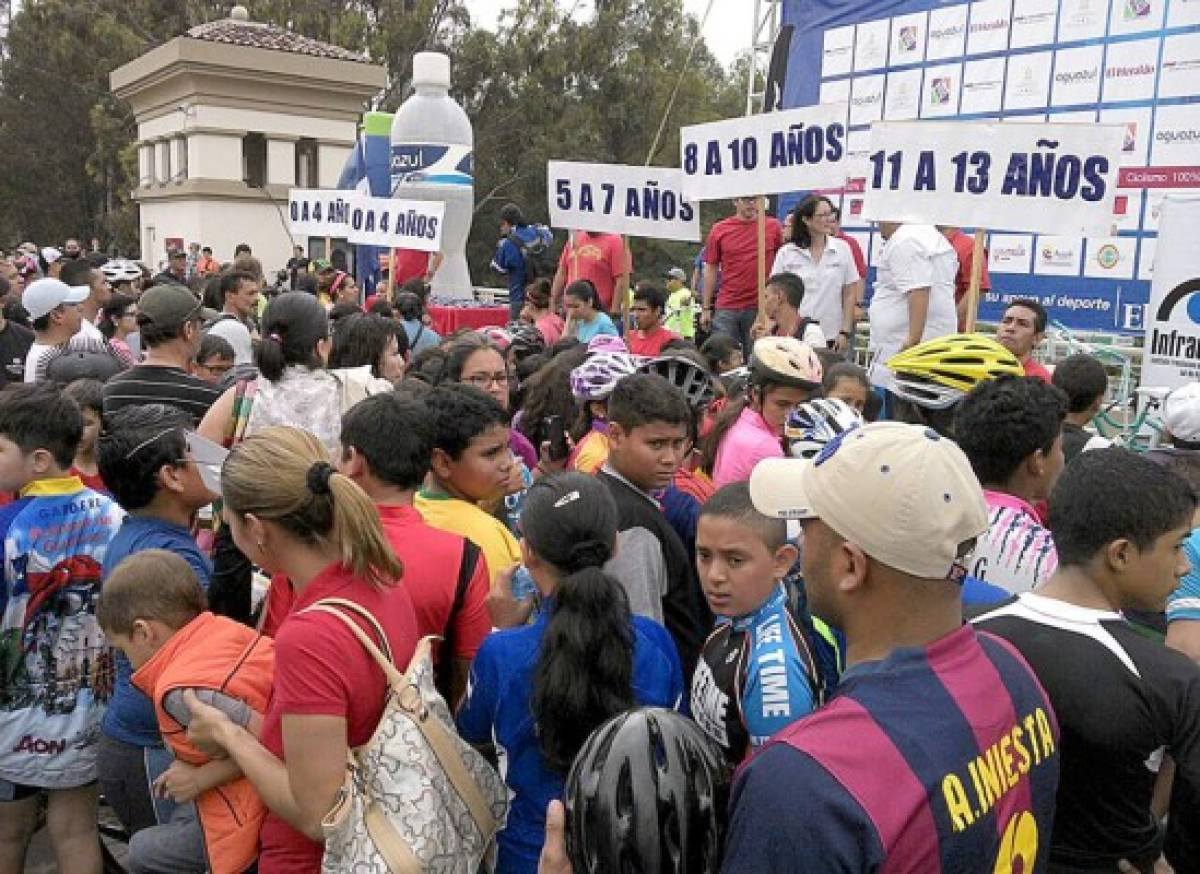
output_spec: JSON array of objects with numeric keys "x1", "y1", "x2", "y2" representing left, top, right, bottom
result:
[{"x1": 749, "y1": 421, "x2": 988, "y2": 580}]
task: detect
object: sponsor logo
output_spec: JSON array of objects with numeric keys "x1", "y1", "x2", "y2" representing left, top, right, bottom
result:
[
  {"x1": 1124, "y1": 0, "x2": 1151, "y2": 19},
  {"x1": 1040, "y1": 245, "x2": 1077, "y2": 265},
  {"x1": 851, "y1": 93, "x2": 882, "y2": 106},
  {"x1": 897, "y1": 25, "x2": 919, "y2": 52},
  {"x1": 1096, "y1": 243, "x2": 1121, "y2": 269},
  {"x1": 1114, "y1": 195, "x2": 1129, "y2": 216},
  {"x1": 14, "y1": 735, "x2": 67, "y2": 755},
  {"x1": 1105, "y1": 63, "x2": 1156, "y2": 78},
  {"x1": 970, "y1": 18, "x2": 1009, "y2": 33},
  {"x1": 1156, "y1": 128, "x2": 1200, "y2": 144},
  {"x1": 930, "y1": 25, "x2": 965, "y2": 40},
  {"x1": 930, "y1": 77, "x2": 953, "y2": 104},
  {"x1": 994, "y1": 242, "x2": 1029, "y2": 260},
  {"x1": 1012, "y1": 66, "x2": 1040, "y2": 97},
  {"x1": 1055, "y1": 69, "x2": 1098, "y2": 84},
  {"x1": 1123, "y1": 122, "x2": 1138, "y2": 152}
]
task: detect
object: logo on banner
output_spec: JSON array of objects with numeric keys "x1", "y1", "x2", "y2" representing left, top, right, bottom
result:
[
  {"x1": 1156, "y1": 279, "x2": 1200, "y2": 325},
  {"x1": 1123, "y1": 123, "x2": 1139, "y2": 152},
  {"x1": 1041, "y1": 245, "x2": 1077, "y2": 267},
  {"x1": 930, "y1": 24, "x2": 964, "y2": 41},
  {"x1": 1055, "y1": 69, "x2": 1098, "y2": 85},
  {"x1": 970, "y1": 18, "x2": 1008, "y2": 33},
  {"x1": 1106, "y1": 62, "x2": 1156, "y2": 79},
  {"x1": 993, "y1": 240, "x2": 1030, "y2": 266},
  {"x1": 897, "y1": 25, "x2": 919, "y2": 52},
  {"x1": 1124, "y1": 0, "x2": 1152, "y2": 19},
  {"x1": 930, "y1": 77, "x2": 952, "y2": 105},
  {"x1": 1156, "y1": 128, "x2": 1200, "y2": 145},
  {"x1": 1013, "y1": 66, "x2": 1040, "y2": 98},
  {"x1": 1096, "y1": 244, "x2": 1122, "y2": 270},
  {"x1": 852, "y1": 92, "x2": 882, "y2": 108}
]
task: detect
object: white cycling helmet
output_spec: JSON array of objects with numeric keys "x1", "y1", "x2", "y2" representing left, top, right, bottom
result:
[
  {"x1": 785, "y1": 398, "x2": 864, "y2": 459},
  {"x1": 637, "y1": 354, "x2": 715, "y2": 409},
  {"x1": 100, "y1": 259, "x2": 143, "y2": 284},
  {"x1": 749, "y1": 337, "x2": 823, "y2": 389},
  {"x1": 570, "y1": 352, "x2": 638, "y2": 402}
]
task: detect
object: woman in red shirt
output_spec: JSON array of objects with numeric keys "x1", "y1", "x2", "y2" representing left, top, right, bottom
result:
[{"x1": 182, "y1": 425, "x2": 418, "y2": 873}]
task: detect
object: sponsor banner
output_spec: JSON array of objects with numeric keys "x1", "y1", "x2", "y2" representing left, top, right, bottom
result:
[
  {"x1": 961, "y1": 57, "x2": 1007, "y2": 113},
  {"x1": 679, "y1": 104, "x2": 848, "y2": 200},
  {"x1": 1084, "y1": 236, "x2": 1137, "y2": 279},
  {"x1": 823, "y1": 25, "x2": 855, "y2": 77},
  {"x1": 1119, "y1": 167, "x2": 1200, "y2": 189},
  {"x1": 1011, "y1": 0, "x2": 1058, "y2": 49},
  {"x1": 547, "y1": 162, "x2": 700, "y2": 242},
  {"x1": 859, "y1": 120, "x2": 1125, "y2": 236},
  {"x1": 1141, "y1": 194, "x2": 1200, "y2": 389},
  {"x1": 927, "y1": 5, "x2": 969, "y2": 60},
  {"x1": 1051, "y1": 45, "x2": 1103, "y2": 107},
  {"x1": 1170, "y1": 0, "x2": 1200, "y2": 27},
  {"x1": 851, "y1": 75, "x2": 886, "y2": 126},
  {"x1": 1004, "y1": 50, "x2": 1053, "y2": 111},
  {"x1": 1102, "y1": 38, "x2": 1160, "y2": 102},
  {"x1": 922, "y1": 63, "x2": 963, "y2": 118},
  {"x1": 1035, "y1": 235, "x2": 1084, "y2": 276},
  {"x1": 1058, "y1": 0, "x2": 1108, "y2": 42},
  {"x1": 1101, "y1": 106, "x2": 1153, "y2": 166},
  {"x1": 988, "y1": 233, "x2": 1036, "y2": 273},
  {"x1": 345, "y1": 195, "x2": 444, "y2": 251},
  {"x1": 820, "y1": 78, "x2": 852, "y2": 116},
  {"x1": 884, "y1": 68, "x2": 923, "y2": 120},
  {"x1": 855, "y1": 18, "x2": 890, "y2": 72},
  {"x1": 967, "y1": 0, "x2": 1013, "y2": 55},
  {"x1": 1138, "y1": 237, "x2": 1157, "y2": 281},
  {"x1": 1161, "y1": 33, "x2": 1200, "y2": 100},
  {"x1": 891, "y1": 12, "x2": 928, "y2": 66},
  {"x1": 1109, "y1": 0, "x2": 1165, "y2": 37},
  {"x1": 1111, "y1": 190, "x2": 1145, "y2": 232},
  {"x1": 287, "y1": 188, "x2": 350, "y2": 237},
  {"x1": 1150, "y1": 103, "x2": 1200, "y2": 167}
]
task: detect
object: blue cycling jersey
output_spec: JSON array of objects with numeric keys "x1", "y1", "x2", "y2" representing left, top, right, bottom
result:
[
  {"x1": 690, "y1": 583, "x2": 819, "y2": 767},
  {"x1": 1168, "y1": 528, "x2": 1200, "y2": 623}
]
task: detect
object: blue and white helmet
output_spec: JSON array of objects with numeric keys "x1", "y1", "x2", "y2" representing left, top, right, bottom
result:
[{"x1": 785, "y1": 398, "x2": 864, "y2": 460}]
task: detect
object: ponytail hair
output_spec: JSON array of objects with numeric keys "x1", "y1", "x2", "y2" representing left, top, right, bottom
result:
[
  {"x1": 257, "y1": 292, "x2": 329, "y2": 383},
  {"x1": 221, "y1": 425, "x2": 402, "y2": 587},
  {"x1": 564, "y1": 279, "x2": 600, "y2": 311},
  {"x1": 525, "y1": 473, "x2": 634, "y2": 773}
]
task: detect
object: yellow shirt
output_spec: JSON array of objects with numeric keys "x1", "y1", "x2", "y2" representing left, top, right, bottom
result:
[
  {"x1": 570, "y1": 430, "x2": 610, "y2": 476},
  {"x1": 414, "y1": 491, "x2": 521, "y2": 584}
]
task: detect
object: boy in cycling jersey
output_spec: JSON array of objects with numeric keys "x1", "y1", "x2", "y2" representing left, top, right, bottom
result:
[{"x1": 692, "y1": 482, "x2": 822, "y2": 767}]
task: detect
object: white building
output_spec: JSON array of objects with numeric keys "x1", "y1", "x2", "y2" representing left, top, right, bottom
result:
[{"x1": 110, "y1": 6, "x2": 385, "y2": 274}]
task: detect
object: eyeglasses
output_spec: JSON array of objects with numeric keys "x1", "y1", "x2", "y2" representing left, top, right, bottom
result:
[{"x1": 462, "y1": 372, "x2": 513, "y2": 389}]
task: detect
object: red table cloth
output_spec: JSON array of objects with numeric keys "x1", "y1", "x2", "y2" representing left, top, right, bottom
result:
[{"x1": 428, "y1": 305, "x2": 509, "y2": 336}]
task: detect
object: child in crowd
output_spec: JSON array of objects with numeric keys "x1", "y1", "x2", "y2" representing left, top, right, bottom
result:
[
  {"x1": 457, "y1": 473, "x2": 682, "y2": 874},
  {"x1": 63, "y1": 378, "x2": 108, "y2": 494},
  {"x1": 600, "y1": 372, "x2": 711, "y2": 679},
  {"x1": 700, "y1": 333, "x2": 743, "y2": 378},
  {"x1": 95, "y1": 404, "x2": 216, "y2": 838},
  {"x1": 1051, "y1": 353, "x2": 1113, "y2": 464},
  {"x1": 415, "y1": 384, "x2": 522, "y2": 595},
  {"x1": 564, "y1": 280, "x2": 618, "y2": 343},
  {"x1": 0, "y1": 383, "x2": 123, "y2": 874},
  {"x1": 192, "y1": 334, "x2": 236, "y2": 385},
  {"x1": 98, "y1": 550, "x2": 274, "y2": 874},
  {"x1": 692, "y1": 482, "x2": 822, "y2": 768},
  {"x1": 567, "y1": 350, "x2": 637, "y2": 474},
  {"x1": 821, "y1": 361, "x2": 871, "y2": 416}
]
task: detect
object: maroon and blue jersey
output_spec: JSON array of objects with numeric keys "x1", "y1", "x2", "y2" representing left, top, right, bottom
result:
[{"x1": 721, "y1": 625, "x2": 1060, "y2": 873}]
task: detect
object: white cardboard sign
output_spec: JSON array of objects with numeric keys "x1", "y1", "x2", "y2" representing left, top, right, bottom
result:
[
  {"x1": 344, "y1": 195, "x2": 445, "y2": 252},
  {"x1": 287, "y1": 189, "x2": 351, "y2": 237},
  {"x1": 859, "y1": 121, "x2": 1124, "y2": 236},
  {"x1": 679, "y1": 104, "x2": 849, "y2": 200},
  {"x1": 547, "y1": 162, "x2": 700, "y2": 242}
]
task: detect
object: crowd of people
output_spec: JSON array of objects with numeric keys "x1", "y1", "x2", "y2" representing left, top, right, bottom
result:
[{"x1": 0, "y1": 198, "x2": 1197, "y2": 874}]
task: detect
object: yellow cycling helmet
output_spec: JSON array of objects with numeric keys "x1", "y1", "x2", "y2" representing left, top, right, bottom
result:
[{"x1": 886, "y1": 333, "x2": 1023, "y2": 410}]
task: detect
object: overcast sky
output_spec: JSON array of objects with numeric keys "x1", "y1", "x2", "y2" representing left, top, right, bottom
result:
[{"x1": 461, "y1": 0, "x2": 751, "y2": 69}]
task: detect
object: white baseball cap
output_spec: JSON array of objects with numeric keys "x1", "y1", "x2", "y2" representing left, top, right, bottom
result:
[
  {"x1": 749, "y1": 421, "x2": 988, "y2": 580},
  {"x1": 40, "y1": 246, "x2": 63, "y2": 264},
  {"x1": 22, "y1": 278, "x2": 90, "y2": 321},
  {"x1": 1164, "y1": 382, "x2": 1200, "y2": 446}
]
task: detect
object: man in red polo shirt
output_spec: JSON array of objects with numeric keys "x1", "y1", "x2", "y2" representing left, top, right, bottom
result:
[
  {"x1": 700, "y1": 197, "x2": 784, "y2": 356},
  {"x1": 997, "y1": 298, "x2": 1052, "y2": 382},
  {"x1": 940, "y1": 226, "x2": 991, "y2": 331}
]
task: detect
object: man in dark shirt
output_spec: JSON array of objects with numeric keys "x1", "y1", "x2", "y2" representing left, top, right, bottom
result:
[
  {"x1": 0, "y1": 276, "x2": 33, "y2": 387},
  {"x1": 974, "y1": 450, "x2": 1200, "y2": 872},
  {"x1": 151, "y1": 250, "x2": 188, "y2": 287},
  {"x1": 102, "y1": 284, "x2": 221, "y2": 424}
]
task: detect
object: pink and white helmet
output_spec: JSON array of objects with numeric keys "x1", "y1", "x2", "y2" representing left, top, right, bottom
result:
[{"x1": 570, "y1": 352, "x2": 638, "y2": 401}]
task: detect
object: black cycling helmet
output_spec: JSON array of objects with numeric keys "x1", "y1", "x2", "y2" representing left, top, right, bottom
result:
[
  {"x1": 506, "y1": 320, "x2": 546, "y2": 360},
  {"x1": 637, "y1": 354, "x2": 715, "y2": 410},
  {"x1": 566, "y1": 707, "x2": 728, "y2": 874}
]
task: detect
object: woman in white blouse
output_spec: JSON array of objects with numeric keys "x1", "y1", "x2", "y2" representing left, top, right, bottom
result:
[{"x1": 770, "y1": 195, "x2": 861, "y2": 353}]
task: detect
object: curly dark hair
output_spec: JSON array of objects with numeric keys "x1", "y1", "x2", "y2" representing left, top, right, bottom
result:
[{"x1": 954, "y1": 375, "x2": 1067, "y2": 486}]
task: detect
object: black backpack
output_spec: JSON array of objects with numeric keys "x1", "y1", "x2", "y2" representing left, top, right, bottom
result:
[{"x1": 510, "y1": 227, "x2": 555, "y2": 279}]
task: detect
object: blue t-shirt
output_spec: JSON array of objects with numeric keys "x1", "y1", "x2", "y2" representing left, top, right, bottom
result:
[
  {"x1": 1168, "y1": 528, "x2": 1200, "y2": 623},
  {"x1": 100, "y1": 516, "x2": 212, "y2": 748},
  {"x1": 402, "y1": 319, "x2": 441, "y2": 355},
  {"x1": 457, "y1": 607, "x2": 683, "y2": 874},
  {"x1": 575, "y1": 312, "x2": 619, "y2": 343}
]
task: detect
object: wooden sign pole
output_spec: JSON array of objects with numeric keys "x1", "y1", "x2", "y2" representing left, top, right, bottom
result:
[
  {"x1": 621, "y1": 235, "x2": 632, "y2": 328},
  {"x1": 756, "y1": 195, "x2": 768, "y2": 334},
  {"x1": 963, "y1": 229, "x2": 987, "y2": 333},
  {"x1": 385, "y1": 249, "x2": 396, "y2": 302}
]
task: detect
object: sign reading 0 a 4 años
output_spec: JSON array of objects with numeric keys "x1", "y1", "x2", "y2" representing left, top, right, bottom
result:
[
  {"x1": 288, "y1": 188, "x2": 351, "y2": 237},
  {"x1": 859, "y1": 121, "x2": 1125, "y2": 237},
  {"x1": 547, "y1": 162, "x2": 700, "y2": 242},
  {"x1": 1141, "y1": 194, "x2": 1200, "y2": 391},
  {"x1": 679, "y1": 104, "x2": 848, "y2": 200},
  {"x1": 344, "y1": 195, "x2": 445, "y2": 252}
]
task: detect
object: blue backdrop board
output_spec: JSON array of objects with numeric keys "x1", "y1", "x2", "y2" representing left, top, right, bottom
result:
[{"x1": 778, "y1": 0, "x2": 1200, "y2": 333}]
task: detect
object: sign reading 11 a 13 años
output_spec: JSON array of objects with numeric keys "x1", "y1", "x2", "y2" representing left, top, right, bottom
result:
[{"x1": 859, "y1": 121, "x2": 1124, "y2": 237}]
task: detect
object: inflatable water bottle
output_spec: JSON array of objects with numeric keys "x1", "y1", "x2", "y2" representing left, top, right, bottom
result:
[{"x1": 390, "y1": 52, "x2": 474, "y2": 299}]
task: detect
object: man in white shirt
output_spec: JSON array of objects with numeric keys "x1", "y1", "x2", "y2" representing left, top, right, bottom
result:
[
  {"x1": 60, "y1": 258, "x2": 110, "y2": 342},
  {"x1": 204, "y1": 270, "x2": 259, "y2": 365},
  {"x1": 867, "y1": 222, "x2": 958, "y2": 397},
  {"x1": 21, "y1": 278, "x2": 88, "y2": 382}
]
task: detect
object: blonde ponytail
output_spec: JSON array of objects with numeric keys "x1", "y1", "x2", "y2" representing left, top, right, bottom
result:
[{"x1": 221, "y1": 426, "x2": 402, "y2": 587}]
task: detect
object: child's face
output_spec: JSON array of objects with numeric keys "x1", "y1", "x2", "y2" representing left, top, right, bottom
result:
[
  {"x1": 608, "y1": 420, "x2": 689, "y2": 493},
  {"x1": 0, "y1": 435, "x2": 39, "y2": 493},
  {"x1": 696, "y1": 515, "x2": 797, "y2": 618},
  {"x1": 719, "y1": 350, "x2": 743, "y2": 373},
  {"x1": 106, "y1": 620, "x2": 172, "y2": 670},
  {"x1": 194, "y1": 354, "x2": 234, "y2": 384},
  {"x1": 757, "y1": 385, "x2": 816, "y2": 435},
  {"x1": 827, "y1": 377, "x2": 869, "y2": 414},
  {"x1": 435, "y1": 423, "x2": 514, "y2": 503},
  {"x1": 78, "y1": 409, "x2": 101, "y2": 455}
]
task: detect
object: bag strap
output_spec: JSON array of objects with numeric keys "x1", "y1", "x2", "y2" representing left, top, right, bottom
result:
[
  {"x1": 306, "y1": 601, "x2": 501, "y2": 843},
  {"x1": 303, "y1": 600, "x2": 403, "y2": 687},
  {"x1": 434, "y1": 539, "x2": 482, "y2": 699},
  {"x1": 412, "y1": 324, "x2": 425, "y2": 346}
]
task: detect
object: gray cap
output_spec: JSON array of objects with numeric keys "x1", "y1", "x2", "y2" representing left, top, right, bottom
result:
[{"x1": 138, "y1": 284, "x2": 208, "y2": 333}]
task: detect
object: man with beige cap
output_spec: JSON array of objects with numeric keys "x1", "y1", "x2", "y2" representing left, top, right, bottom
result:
[{"x1": 721, "y1": 422, "x2": 1060, "y2": 873}]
